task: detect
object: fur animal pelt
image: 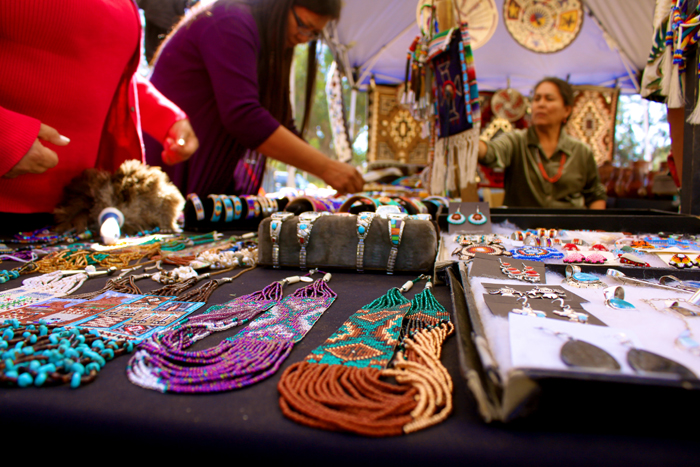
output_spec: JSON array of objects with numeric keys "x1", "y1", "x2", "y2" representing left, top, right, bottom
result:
[{"x1": 54, "y1": 160, "x2": 185, "y2": 234}]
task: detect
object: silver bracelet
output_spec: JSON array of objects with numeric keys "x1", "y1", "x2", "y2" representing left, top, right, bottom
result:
[
  {"x1": 297, "y1": 212, "x2": 329, "y2": 269},
  {"x1": 270, "y1": 212, "x2": 294, "y2": 268},
  {"x1": 386, "y1": 214, "x2": 406, "y2": 275},
  {"x1": 355, "y1": 212, "x2": 376, "y2": 272}
]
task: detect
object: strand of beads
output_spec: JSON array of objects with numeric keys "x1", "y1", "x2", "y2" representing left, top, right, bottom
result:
[
  {"x1": 0, "y1": 270, "x2": 20, "y2": 284},
  {"x1": 34, "y1": 249, "x2": 145, "y2": 273},
  {"x1": 11, "y1": 227, "x2": 92, "y2": 246},
  {"x1": 0, "y1": 319, "x2": 133, "y2": 388}
]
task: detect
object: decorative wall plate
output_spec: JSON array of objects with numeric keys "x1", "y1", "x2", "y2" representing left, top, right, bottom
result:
[
  {"x1": 491, "y1": 88, "x2": 527, "y2": 122},
  {"x1": 416, "y1": 0, "x2": 499, "y2": 50},
  {"x1": 503, "y1": 0, "x2": 584, "y2": 54}
]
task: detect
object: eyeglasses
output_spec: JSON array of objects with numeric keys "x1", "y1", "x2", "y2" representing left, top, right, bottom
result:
[{"x1": 291, "y1": 7, "x2": 322, "y2": 41}]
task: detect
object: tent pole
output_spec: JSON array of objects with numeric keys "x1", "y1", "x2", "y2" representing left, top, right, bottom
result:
[
  {"x1": 355, "y1": 21, "x2": 416, "y2": 87},
  {"x1": 349, "y1": 88, "x2": 357, "y2": 141}
]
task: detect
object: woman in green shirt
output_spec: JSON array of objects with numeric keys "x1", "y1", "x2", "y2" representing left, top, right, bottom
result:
[{"x1": 478, "y1": 77, "x2": 606, "y2": 209}]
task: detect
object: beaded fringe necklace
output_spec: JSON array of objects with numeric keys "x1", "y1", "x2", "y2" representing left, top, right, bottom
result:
[
  {"x1": 0, "y1": 271, "x2": 89, "y2": 312},
  {"x1": 278, "y1": 276, "x2": 454, "y2": 437},
  {"x1": 127, "y1": 274, "x2": 336, "y2": 393}
]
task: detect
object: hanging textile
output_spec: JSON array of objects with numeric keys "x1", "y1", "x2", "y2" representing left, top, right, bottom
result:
[
  {"x1": 429, "y1": 24, "x2": 481, "y2": 194},
  {"x1": 325, "y1": 61, "x2": 353, "y2": 163},
  {"x1": 368, "y1": 83, "x2": 431, "y2": 166},
  {"x1": 566, "y1": 85, "x2": 620, "y2": 165}
]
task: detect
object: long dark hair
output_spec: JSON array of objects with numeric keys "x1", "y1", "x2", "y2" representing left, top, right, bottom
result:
[{"x1": 156, "y1": 0, "x2": 341, "y2": 136}]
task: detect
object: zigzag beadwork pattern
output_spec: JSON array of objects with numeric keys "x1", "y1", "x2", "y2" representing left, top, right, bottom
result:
[{"x1": 305, "y1": 292, "x2": 411, "y2": 369}]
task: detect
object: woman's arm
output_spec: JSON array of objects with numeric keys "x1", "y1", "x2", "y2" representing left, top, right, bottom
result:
[
  {"x1": 135, "y1": 75, "x2": 198, "y2": 164},
  {"x1": 588, "y1": 199, "x2": 606, "y2": 210},
  {"x1": 257, "y1": 126, "x2": 364, "y2": 194}
]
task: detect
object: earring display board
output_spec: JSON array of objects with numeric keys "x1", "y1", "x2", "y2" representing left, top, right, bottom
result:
[
  {"x1": 257, "y1": 215, "x2": 437, "y2": 273},
  {"x1": 566, "y1": 85, "x2": 620, "y2": 165},
  {"x1": 447, "y1": 257, "x2": 700, "y2": 424},
  {"x1": 367, "y1": 84, "x2": 430, "y2": 166},
  {"x1": 447, "y1": 202, "x2": 492, "y2": 234}
]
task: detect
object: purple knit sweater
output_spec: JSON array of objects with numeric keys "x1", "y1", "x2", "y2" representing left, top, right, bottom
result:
[{"x1": 145, "y1": 1, "x2": 280, "y2": 196}]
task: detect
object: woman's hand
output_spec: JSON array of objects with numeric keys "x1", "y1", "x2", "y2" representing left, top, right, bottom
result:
[
  {"x1": 257, "y1": 126, "x2": 365, "y2": 195},
  {"x1": 161, "y1": 118, "x2": 199, "y2": 165},
  {"x1": 319, "y1": 159, "x2": 364, "y2": 195},
  {"x1": 4, "y1": 123, "x2": 69, "y2": 178}
]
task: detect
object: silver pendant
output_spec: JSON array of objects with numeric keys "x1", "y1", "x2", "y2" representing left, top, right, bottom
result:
[
  {"x1": 627, "y1": 348, "x2": 697, "y2": 379},
  {"x1": 560, "y1": 339, "x2": 621, "y2": 371}
]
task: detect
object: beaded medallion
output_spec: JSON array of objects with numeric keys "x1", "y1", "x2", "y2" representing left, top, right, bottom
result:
[{"x1": 509, "y1": 246, "x2": 564, "y2": 261}]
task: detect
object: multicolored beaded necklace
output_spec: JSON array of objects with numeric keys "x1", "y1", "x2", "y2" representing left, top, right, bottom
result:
[
  {"x1": 278, "y1": 276, "x2": 454, "y2": 437},
  {"x1": 127, "y1": 273, "x2": 337, "y2": 393}
]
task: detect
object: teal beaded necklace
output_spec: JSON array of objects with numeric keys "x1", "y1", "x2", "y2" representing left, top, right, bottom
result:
[{"x1": 0, "y1": 319, "x2": 133, "y2": 388}]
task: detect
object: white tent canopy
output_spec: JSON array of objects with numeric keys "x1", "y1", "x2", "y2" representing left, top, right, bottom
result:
[{"x1": 328, "y1": 0, "x2": 656, "y2": 94}]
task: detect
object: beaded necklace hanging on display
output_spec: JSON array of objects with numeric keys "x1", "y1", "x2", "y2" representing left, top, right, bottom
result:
[
  {"x1": 0, "y1": 319, "x2": 133, "y2": 388},
  {"x1": 278, "y1": 276, "x2": 454, "y2": 437},
  {"x1": 127, "y1": 273, "x2": 337, "y2": 393}
]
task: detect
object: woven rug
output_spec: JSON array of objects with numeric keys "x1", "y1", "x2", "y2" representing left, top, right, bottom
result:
[
  {"x1": 368, "y1": 84, "x2": 430, "y2": 165},
  {"x1": 566, "y1": 85, "x2": 620, "y2": 165}
]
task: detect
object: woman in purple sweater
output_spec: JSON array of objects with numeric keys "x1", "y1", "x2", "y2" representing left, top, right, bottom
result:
[{"x1": 144, "y1": 0, "x2": 363, "y2": 196}]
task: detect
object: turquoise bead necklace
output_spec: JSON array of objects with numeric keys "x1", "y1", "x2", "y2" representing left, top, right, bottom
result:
[{"x1": 0, "y1": 319, "x2": 133, "y2": 388}]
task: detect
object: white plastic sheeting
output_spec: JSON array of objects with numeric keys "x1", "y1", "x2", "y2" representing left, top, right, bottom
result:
[{"x1": 328, "y1": 0, "x2": 655, "y2": 93}]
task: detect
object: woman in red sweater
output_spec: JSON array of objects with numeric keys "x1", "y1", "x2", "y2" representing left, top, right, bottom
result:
[{"x1": 0, "y1": 0, "x2": 198, "y2": 231}]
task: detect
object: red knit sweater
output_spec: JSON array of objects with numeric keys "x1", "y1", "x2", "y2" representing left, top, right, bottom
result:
[{"x1": 0, "y1": 0, "x2": 186, "y2": 213}]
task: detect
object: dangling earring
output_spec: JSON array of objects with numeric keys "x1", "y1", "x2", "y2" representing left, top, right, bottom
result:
[
  {"x1": 447, "y1": 208, "x2": 466, "y2": 225},
  {"x1": 467, "y1": 206, "x2": 487, "y2": 225}
]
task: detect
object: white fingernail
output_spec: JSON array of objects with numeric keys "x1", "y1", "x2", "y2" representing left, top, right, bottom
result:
[{"x1": 59, "y1": 135, "x2": 70, "y2": 144}]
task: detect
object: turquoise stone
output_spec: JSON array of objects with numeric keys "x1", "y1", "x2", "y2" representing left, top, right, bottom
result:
[
  {"x1": 271, "y1": 222, "x2": 277, "y2": 229},
  {"x1": 34, "y1": 372, "x2": 47, "y2": 387},
  {"x1": 609, "y1": 298, "x2": 635, "y2": 309},
  {"x1": 300, "y1": 223, "x2": 307, "y2": 229},
  {"x1": 358, "y1": 226, "x2": 365, "y2": 234},
  {"x1": 72, "y1": 362, "x2": 85, "y2": 375},
  {"x1": 17, "y1": 373, "x2": 33, "y2": 387},
  {"x1": 70, "y1": 372, "x2": 81, "y2": 388},
  {"x1": 573, "y1": 272, "x2": 598, "y2": 282}
]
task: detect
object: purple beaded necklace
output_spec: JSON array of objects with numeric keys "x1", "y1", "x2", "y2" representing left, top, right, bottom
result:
[{"x1": 127, "y1": 274, "x2": 336, "y2": 393}]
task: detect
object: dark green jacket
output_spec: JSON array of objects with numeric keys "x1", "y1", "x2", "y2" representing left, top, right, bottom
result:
[{"x1": 481, "y1": 127, "x2": 607, "y2": 208}]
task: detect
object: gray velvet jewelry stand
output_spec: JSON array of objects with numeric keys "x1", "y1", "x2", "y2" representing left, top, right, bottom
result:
[{"x1": 257, "y1": 215, "x2": 438, "y2": 273}]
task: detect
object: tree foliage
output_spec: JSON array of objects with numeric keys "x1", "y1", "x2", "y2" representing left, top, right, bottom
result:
[{"x1": 614, "y1": 95, "x2": 670, "y2": 170}]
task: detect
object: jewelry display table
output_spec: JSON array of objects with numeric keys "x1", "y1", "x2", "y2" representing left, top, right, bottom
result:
[{"x1": 1, "y1": 265, "x2": 698, "y2": 465}]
